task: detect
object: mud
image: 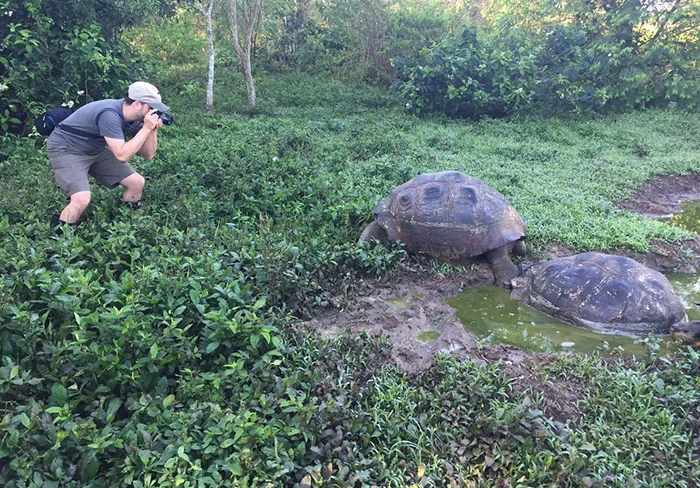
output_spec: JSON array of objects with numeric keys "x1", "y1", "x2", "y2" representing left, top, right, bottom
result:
[
  {"x1": 299, "y1": 173, "x2": 699, "y2": 420},
  {"x1": 618, "y1": 173, "x2": 700, "y2": 273}
]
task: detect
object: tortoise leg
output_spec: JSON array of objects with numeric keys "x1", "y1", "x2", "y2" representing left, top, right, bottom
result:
[
  {"x1": 486, "y1": 246, "x2": 520, "y2": 286},
  {"x1": 359, "y1": 220, "x2": 390, "y2": 245},
  {"x1": 512, "y1": 239, "x2": 527, "y2": 256}
]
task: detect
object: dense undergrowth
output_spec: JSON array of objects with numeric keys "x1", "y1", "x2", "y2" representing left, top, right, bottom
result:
[{"x1": 1, "y1": 72, "x2": 700, "y2": 486}]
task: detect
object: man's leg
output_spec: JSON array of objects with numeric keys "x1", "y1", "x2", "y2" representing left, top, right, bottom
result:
[
  {"x1": 47, "y1": 146, "x2": 93, "y2": 227},
  {"x1": 59, "y1": 191, "x2": 91, "y2": 224},
  {"x1": 120, "y1": 172, "x2": 146, "y2": 207},
  {"x1": 89, "y1": 148, "x2": 144, "y2": 208}
]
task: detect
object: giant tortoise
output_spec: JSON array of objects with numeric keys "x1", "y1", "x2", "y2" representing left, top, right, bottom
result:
[
  {"x1": 511, "y1": 252, "x2": 687, "y2": 335},
  {"x1": 359, "y1": 171, "x2": 527, "y2": 285}
]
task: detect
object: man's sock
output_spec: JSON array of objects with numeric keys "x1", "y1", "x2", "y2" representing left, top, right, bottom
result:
[{"x1": 123, "y1": 199, "x2": 142, "y2": 210}]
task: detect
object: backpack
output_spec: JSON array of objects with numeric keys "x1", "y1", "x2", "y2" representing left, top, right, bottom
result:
[{"x1": 34, "y1": 107, "x2": 72, "y2": 136}]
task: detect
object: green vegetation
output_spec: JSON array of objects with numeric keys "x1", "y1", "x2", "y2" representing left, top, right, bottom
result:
[
  {"x1": 398, "y1": 0, "x2": 700, "y2": 117},
  {"x1": 2, "y1": 69, "x2": 700, "y2": 486},
  {"x1": 3, "y1": 1, "x2": 700, "y2": 486}
]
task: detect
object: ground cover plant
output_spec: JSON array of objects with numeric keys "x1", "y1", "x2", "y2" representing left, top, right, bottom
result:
[{"x1": 1, "y1": 69, "x2": 700, "y2": 486}]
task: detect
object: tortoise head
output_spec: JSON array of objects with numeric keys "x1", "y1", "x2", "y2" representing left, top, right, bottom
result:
[{"x1": 670, "y1": 321, "x2": 700, "y2": 349}]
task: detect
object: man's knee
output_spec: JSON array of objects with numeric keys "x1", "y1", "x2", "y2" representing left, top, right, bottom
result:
[
  {"x1": 69, "y1": 191, "x2": 92, "y2": 212},
  {"x1": 122, "y1": 172, "x2": 145, "y2": 192}
]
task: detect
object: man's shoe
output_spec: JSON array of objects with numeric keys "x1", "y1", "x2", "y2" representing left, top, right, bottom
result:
[{"x1": 123, "y1": 200, "x2": 142, "y2": 210}]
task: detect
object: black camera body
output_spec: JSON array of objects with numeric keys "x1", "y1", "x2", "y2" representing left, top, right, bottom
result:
[{"x1": 156, "y1": 111, "x2": 173, "y2": 125}]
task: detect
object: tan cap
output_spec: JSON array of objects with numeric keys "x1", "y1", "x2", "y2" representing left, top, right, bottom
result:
[{"x1": 128, "y1": 81, "x2": 169, "y2": 112}]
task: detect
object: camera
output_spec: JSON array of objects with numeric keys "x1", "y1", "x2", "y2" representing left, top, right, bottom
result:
[{"x1": 156, "y1": 111, "x2": 173, "y2": 125}]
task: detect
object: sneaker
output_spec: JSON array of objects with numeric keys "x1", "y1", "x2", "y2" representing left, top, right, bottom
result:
[{"x1": 123, "y1": 200, "x2": 142, "y2": 210}]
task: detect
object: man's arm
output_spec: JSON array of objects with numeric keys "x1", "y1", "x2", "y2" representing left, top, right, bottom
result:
[
  {"x1": 137, "y1": 129, "x2": 158, "y2": 160},
  {"x1": 104, "y1": 109, "x2": 161, "y2": 162}
]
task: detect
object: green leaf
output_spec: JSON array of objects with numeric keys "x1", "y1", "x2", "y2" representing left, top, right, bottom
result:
[
  {"x1": 205, "y1": 341, "x2": 219, "y2": 353},
  {"x1": 18, "y1": 413, "x2": 30, "y2": 428},
  {"x1": 177, "y1": 445, "x2": 190, "y2": 463},
  {"x1": 150, "y1": 343, "x2": 159, "y2": 359},
  {"x1": 220, "y1": 438, "x2": 236, "y2": 448},
  {"x1": 162, "y1": 394, "x2": 175, "y2": 409},
  {"x1": 51, "y1": 383, "x2": 68, "y2": 404},
  {"x1": 106, "y1": 398, "x2": 122, "y2": 422}
]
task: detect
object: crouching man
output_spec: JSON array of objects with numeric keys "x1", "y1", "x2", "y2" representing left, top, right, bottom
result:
[{"x1": 47, "y1": 81, "x2": 169, "y2": 229}]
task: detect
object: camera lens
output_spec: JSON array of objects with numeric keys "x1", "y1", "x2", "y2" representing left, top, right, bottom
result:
[{"x1": 156, "y1": 111, "x2": 173, "y2": 125}]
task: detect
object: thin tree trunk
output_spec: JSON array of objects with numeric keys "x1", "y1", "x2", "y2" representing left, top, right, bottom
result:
[
  {"x1": 194, "y1": 0, "x2": 215, "y2": 111},
  {"x1": 228, "y1": 0, "x2": 262, "y2": 109}
]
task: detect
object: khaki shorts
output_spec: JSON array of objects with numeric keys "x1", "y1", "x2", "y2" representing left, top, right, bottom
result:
[{"x1": 47, "y1": 145, "x2": 136, "y2": 197}]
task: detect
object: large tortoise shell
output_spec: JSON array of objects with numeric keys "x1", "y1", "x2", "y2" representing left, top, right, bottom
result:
[
  {"x1": 523, "y1": 252, "x2": 686, "y2": 335},
  {"x1": 374, "y1": 171, "x2": 526, "y2": 262}
]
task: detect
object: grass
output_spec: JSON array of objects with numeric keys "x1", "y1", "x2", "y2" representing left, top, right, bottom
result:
[{"x1": 1, "y1": 70, "x2": 699, "y2": 486}]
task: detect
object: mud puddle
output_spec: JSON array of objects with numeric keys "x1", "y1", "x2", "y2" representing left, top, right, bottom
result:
[
  {"x1": 447, "y1": 272, "x2": 699, "y2": 356},
  {"x1": 667, "y1": 199, "x2": 700, "y2": 233}
]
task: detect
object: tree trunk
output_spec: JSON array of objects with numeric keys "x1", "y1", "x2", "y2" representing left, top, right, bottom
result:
[
  {"x1": 228, "y1": 0, "x2": 262, "y2": 109},
  {"x1": 193, "y1": 0, "x2": 215, "y2": 111}
]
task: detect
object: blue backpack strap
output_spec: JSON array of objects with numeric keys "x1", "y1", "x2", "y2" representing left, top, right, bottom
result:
[
  {"x1": 59, "y1": 106, "x2": 139, "y2": 139},
  {"x1": 58, "y1": 107, "x2": 124, "y2": 139}
]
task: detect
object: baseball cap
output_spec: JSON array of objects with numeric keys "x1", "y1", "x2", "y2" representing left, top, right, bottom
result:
[{"x1": 128, "y1": 81, "x2": 169, "y2": 112}]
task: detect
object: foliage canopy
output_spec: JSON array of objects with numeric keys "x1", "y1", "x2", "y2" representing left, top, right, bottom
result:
[{"x1": 396, "y1": 0, "x2": 700, "y2": 118}]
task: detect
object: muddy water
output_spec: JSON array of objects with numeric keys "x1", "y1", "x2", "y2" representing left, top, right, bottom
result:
[
  {"x1": 446, "y1": 273, "x2": 699, "y2": 356},
  {"x1": 441, "y1": 200, "x2": 700, "y2": 355},
  {"x1": 667, "y1": 200, "x2": 700, "y2": 233},
  {"x1": 666, "y1": 273, "x2": 700, "y2": 321}
]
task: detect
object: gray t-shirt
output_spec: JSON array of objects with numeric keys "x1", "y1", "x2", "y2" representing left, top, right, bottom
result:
[{"x1": 47, "y1": 99, "x2": 143, "y2": 155}]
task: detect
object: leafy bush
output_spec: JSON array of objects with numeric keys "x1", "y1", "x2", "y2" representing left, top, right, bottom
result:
[
  {"x1": 0, "y1": 0, "x2": 155, "y2": 137},
  {"x1": 396, "y1": 0, "x2": 700, "y2": 117},
  {"x1": 395, "y1": 27, "x2": 539, "y2": 118}
]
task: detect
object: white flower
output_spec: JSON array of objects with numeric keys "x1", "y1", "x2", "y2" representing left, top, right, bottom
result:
[
  {"x1": 0, "y1": 82, "x2": 8, "y2": 92},
  {"x1": 77, "y1": 90, "x2": 85, "y2": 95}
]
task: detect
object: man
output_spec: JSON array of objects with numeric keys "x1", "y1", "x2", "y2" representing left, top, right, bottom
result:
[{"x1": 47, "y1": 81, "x2": 169, "y2": 229}]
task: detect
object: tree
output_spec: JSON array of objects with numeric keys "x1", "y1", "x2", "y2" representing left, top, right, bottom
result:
[
  {"x1": 0, "y1": 0, "x2": 164, "y2": 135},
  {"x1": 192, "y1": 0, "x2": 216, "y2": 111},
  {"x1": 228, "y1": 0, "x2": 262, "y2": 109}
]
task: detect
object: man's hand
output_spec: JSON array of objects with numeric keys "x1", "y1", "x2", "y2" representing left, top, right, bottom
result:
[
  {"x1": 105, "y1": 108, "x2": 162, "y2": 162},
  {"x1": 143, "y1": 108, "x2": 163, "y2": 131}
]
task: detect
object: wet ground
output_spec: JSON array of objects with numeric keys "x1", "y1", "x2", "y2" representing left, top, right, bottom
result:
[{"x1": 299, "y1": 173, "x2": 700, "y2": 419}]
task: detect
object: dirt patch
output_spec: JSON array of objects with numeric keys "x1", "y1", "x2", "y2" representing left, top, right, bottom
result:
[
  {"x1": 301, "y1": 264, "x2": 493, "y2": 373},
  {"x1": 299, "y1": 173, "x2": 700, "y2": 421},
  {"x1": 617, "y1": 172, "x2": 700, "y2": 273},
  {"x1": 299, "y1": 264, "x2": 589, "y2": 420},
  {"x1": 618, "y1": 173, "x2": 700, "y2": 218}
]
